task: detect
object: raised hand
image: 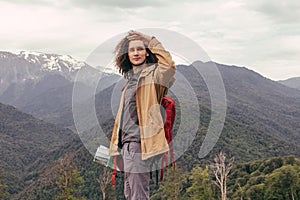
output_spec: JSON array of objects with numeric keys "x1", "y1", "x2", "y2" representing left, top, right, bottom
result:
[{"x1": 126, "y1": 30, "x2": 152, "y2": 46}]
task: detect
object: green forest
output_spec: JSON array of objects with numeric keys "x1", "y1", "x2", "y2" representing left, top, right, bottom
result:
[{"x1": 2, "y1": 152, "x2": 299, "y2": 200}]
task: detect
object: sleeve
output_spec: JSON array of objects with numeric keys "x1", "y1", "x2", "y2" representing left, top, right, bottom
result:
[{"x1": 148, "y1": 37, "x2": 176, "y2": 89}]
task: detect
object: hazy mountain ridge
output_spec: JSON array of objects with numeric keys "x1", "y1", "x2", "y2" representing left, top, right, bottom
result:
[
  {"x1": 214, "y1": 63, "x2": 300, "y2": 144},
  {"x1": 278, "y1": 77, "x2": 300, "y2": 90},
  {"x1": 175, "y1": 62, "x2": 300, "y2": 145}
]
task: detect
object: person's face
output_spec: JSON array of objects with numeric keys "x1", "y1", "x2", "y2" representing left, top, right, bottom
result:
[{"x1": 128, "y1": 40, "x2": 149, "y2": 66}]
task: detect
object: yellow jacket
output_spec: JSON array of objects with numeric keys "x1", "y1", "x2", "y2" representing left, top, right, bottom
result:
[{"x1": 109, "y1": 37, "x2": 176, "y2": 160}]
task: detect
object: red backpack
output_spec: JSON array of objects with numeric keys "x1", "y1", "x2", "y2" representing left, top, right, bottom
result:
[
  {"x1": 112, "y1": 96, "x2": 176, "y2": 186},
  {"x1": 157, "y1": 96, "x2": 176, "y2": 182}
]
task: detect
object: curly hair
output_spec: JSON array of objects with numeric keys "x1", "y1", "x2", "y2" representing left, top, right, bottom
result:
[{"x1": 114, "y1": 35, "x2": 158, "y2": 79}]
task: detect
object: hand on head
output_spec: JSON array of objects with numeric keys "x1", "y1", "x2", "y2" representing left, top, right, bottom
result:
[{"x1": 127, "y1": 30, "x2": 152, "y2": 46}]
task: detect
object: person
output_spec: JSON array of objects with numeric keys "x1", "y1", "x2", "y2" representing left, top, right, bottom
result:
[{"x1": 109, "y1": 30, "x2": 176, "y2": 200}]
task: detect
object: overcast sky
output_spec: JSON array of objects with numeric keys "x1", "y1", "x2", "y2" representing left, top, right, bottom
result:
[{"x1": 0, "y1": 0, "x2": 299, "y2": 80}]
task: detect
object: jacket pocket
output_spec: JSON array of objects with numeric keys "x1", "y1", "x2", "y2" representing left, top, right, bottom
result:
[{"x1": 142, "y1": 104, "x2": 164, "y2": 139}]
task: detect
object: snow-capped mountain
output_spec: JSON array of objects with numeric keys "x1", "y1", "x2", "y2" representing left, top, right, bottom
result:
[
  {"x1": 18, "y1": 51, "x2": 87, "y2": 73},
  {"x1": 0, "y1": 51, "x2": 114, "y2": 85},
  {"x1": 0, "y1": 50, "x2": 121, "y2": 126},
  {"x1": 0, "y1": 51, "x2": 117, "y2": 92}
]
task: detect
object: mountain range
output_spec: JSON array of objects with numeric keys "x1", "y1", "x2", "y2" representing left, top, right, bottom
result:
[
  {"x1": 0, "y1": 51, "x2": 119, "y2": 126},
  {"x1": 0, "y1": 51, "x2": 300, "y2": 199}
]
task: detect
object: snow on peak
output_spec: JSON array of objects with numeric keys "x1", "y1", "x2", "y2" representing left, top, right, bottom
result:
[
  {"x1": 0, "y1": 54, "x2": 6, "y2": 59},
  {"x1": 18, "y1": 51, "x2": 86, "y2": 72},
  {"x1": 97, "y1": 65, "x2": 119, "y2": 74},
  {"x1": 0, "y1": 51, "x2": 16, "y2": 59}
]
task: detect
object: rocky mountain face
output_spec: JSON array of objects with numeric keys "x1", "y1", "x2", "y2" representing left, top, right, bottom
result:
[{"x1": 0, "y1": 51, "x2": 85, "y2": 93}]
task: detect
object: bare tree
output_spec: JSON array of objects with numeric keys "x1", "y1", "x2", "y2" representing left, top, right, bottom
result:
[
  {"x1": 210, "y1": 152, "x2": 234, "y2": 200},
  {"x1": 41, "y1": 153, "x2": 84, "y2": 199},
  {"x1": 237, "y1": 183, "x2": 244, "y2": 200},
  {"x1": 97, "y1": 167, "x2": 112, "y2": 200}
]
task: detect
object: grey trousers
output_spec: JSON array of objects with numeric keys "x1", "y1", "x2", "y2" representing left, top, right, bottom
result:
[{"x1": 121, "y1": 142, "x2": 150, "y2": 200}]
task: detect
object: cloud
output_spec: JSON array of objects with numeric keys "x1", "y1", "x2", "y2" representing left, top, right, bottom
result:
[
  {"x1": 0, "y1": 0, "x2": 299, "y2": 80},
  {"x1": 0, "y1": 0, "x2": 70, "y2": 8},
  {"x1": 71, "y1": 0, "x2": 166, "y2": 9},
  {"x1": 0, "y1": 0, "x2": 48, "y2": 4},
  {"x1": 69, "y1": 0, "x2": 202, "y2": 9},
  {"x1": 245, "y1": 0, "x2": 300, "y2": 24}
]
